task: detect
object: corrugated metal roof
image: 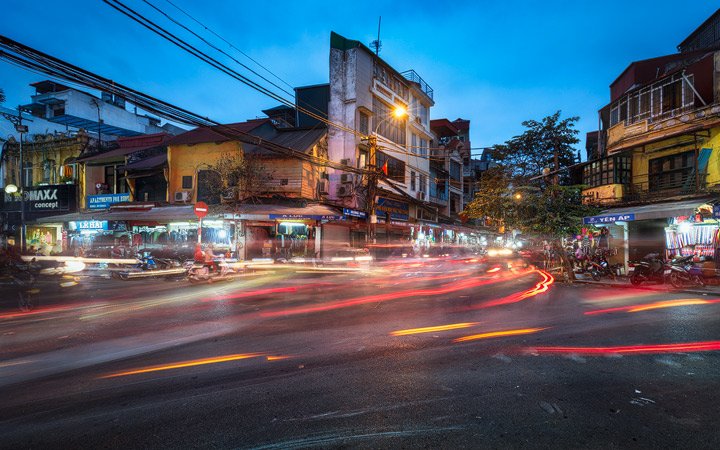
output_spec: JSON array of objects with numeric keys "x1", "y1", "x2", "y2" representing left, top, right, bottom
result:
[{"x1": 167, "y1": 119, "x2": 270, "y2": 146}]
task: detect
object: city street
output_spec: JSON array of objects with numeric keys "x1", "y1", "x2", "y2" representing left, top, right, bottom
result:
[{"x1": 1, "y1": 260, "x2": 719, "y2": 448}]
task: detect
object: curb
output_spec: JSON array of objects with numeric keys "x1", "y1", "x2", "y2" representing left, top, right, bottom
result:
[{"x1": 571, "y1": 279, "x2": 717, "y2": 296}]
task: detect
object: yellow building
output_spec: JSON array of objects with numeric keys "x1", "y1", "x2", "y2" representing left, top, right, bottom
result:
[{"x1": 581, "y1": 31, "x2": 720, "y2": 267}]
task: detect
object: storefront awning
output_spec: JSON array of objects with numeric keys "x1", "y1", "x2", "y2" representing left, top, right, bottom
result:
[
  {"x1": 584, "y1": 198, "x2": 714, "y2": 224},
  {"x1": 35, "y1": 210, "x2": 112, "y2": 224},
  {"x1": 221, "y1": 203, "x2": 343, "y2": 221}
]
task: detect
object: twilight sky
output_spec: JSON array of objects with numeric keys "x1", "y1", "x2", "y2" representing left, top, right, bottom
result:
[{"x1": 1, "y1": 1, "x2": 717, "y2": 157}]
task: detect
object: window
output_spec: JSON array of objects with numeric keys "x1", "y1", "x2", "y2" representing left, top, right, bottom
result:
[
  {"x1": 419, "y1": 138, "x2": 428, "y2": 158},
  {"x1": 50, "y1": 103, "x2": 65, "y2": 117},
  {"x1": 23, "y1": 162, "x2": 33, "y2": 187},
  {"x1": 418, "y1": 174, "x2": 427, "y2": 192},
  {"x1": 410, "y1": 171, "x2": 416, "y2": 191},
  {"x1": 411, "y1": 134, "x2": 418, "y2": 155},
  {"x1": 42, "y1": 159, "x2": 56, "y2": 184},
  {"x1": 182, "y1": 175, "x2": 193, "y2": 189},
  {"x1": 449, "y1": 161, "x2": 461, "y2": 181},
  {"x1": 648, "y1": 151, "x2": 696, "y2": 192},
  {"x1": 197, "y1": 170, "x2": 221, "y2": 204},
  {"x1": 609, "y1": 73, "x2": 695, "y2": 127},
  {"x1": 358, "y1": 111, "x2": 369, "y2": 135},
  {"x1": 373, "y1": 97, "x2": 406, "y2": 145},
  {"x1": 582, "y1": 156, "x2": 631, "y2": 187},
  {"x1": 376, "y1": 152, "x2": 405, "y2": 182}
]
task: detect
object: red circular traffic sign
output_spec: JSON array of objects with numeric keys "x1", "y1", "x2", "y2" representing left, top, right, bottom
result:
[{"x1": 194, "y1": 201, "x2": 209, "y2": 219}]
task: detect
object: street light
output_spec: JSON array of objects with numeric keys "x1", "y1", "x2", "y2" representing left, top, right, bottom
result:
[
  {"x1": 4, "y1": 184, "x2": 18, "y2": 194},
  {"x1": 365, "y1": 106, "x2": 408, "y2": 244}
]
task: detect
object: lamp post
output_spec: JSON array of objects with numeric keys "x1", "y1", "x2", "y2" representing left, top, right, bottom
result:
[
  {"x1": 1, "y1": 107, "x2": 30, "y2": 252},
  {"x1": 365, "y1": 106, "x2": 407, "y2": 244}
]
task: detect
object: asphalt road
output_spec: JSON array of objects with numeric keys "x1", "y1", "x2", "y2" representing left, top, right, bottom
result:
[{"x1": 1, "y1": 260, "x2": 719, "y2": 449}]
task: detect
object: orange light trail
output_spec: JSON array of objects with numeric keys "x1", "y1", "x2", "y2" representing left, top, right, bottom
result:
[
  {"x1": 585, "y1": 298, "x2": 720, "y2": 315},
  {"x1": 266, "y1": 355, "x2": 292, "y2": 361},
  {"x1": 453, "y1": 327, "x2": 548, "y2": 343},
  {"x1": 486, "y1": 267, "x2": 501, "y2": 273},
  {"x1": 390, "y1": 322, "x2": 479, "y2": 336},
  {"x1": 526, "y1": 341, "x2": 720, "y2": 355},
  {"x1": 474, "y1": 270, "x2": 554, "y2": 309},
  {"x1": 99, "y1": 352, "x2": 264, "y2": 378},
  {"x1": 260, "y1": 270, "x2": 531, "y2": 317}
]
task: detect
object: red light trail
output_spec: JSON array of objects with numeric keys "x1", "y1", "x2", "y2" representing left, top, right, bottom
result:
[{"x1": 525, "y1": 341, "x2": 720, "y2": 355}]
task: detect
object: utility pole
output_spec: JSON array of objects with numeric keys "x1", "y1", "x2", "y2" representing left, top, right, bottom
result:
[
  {"x1": 366, "y1": 135, "x2": 378, "y2": 244},
  {"x1": 0, "y1": 107, "x2": 29, "y2": 252}
]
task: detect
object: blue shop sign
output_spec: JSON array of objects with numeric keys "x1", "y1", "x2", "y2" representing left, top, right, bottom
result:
[
  {"x1": 376, "y1": 197, "x2": 409, "y2": 221},
  {"x1": 69, "y1": 220, "x2": 109, "y2": 231},
  {"x1": 269, "y1": 214, "x2": 343, "y2": 221},
  {"x1": 343, "y1": 208, "x2": 367, "y2": 219},
  {"x1": 583, "y1": 213, "x2": 635, "y2": 225},
  {"x1": 87, "y1": 193, "x2": 130, "y2": 210}
]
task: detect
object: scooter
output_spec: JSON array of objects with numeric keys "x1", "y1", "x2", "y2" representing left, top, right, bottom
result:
[
  {"x1": 588, "y1": 253, "x2": 620, "y2": 281},
  {"x1": 115, "y1": 252, "x2": 186, "y2": 280},
  {"x1": 668, "y1": 255, "x2": 705, "y2": 288},
  {"x1": 629, "y1": 253, "x2": 669, "y2": 286},
  {"x1": 186, "y1": 258, "x2": 235, "y2": 284}
]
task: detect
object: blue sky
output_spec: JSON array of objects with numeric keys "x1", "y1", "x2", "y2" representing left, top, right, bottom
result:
[{"x1": 1, "y1": 1, "x2": 717, "y2": 157}]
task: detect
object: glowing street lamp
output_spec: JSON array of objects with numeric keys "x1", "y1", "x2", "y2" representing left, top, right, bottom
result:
[{"x1": 4, "y1": 184, "x2": 18, "y2": 194}]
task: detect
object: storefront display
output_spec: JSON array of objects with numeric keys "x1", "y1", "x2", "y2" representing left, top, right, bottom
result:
[{"x1": 665, "y1": 217, "x2": 720, "y2": 258}]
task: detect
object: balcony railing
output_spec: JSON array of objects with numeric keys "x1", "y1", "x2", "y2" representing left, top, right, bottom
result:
[
  {"x1": 401, "y1": 70, "x2": 434, "y2": 100},
  {"x1": 583, "y1": 171, "x2": 710, "y2": 206},
  {"x1": 429, "y1": 194, "x2": 448, "y2": 206}
]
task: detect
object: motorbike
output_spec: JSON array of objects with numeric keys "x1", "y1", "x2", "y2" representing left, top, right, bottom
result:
[
  {"x1": 0, "y1": 260, "x2": 38, "y2": 311},
  {"x1": 186, "y1": 257, "x2": 235, "y2": 284},
  {"x1": 668, "y1": 255, "x2": 705, "y2": 288},
  {"x1": 629, "y1": 253, "x2": 669, "y2": 286},
  {"x1": 114, "y1": 252, "x2": 186, "y2": 280},
  {"x1": 587, "y1": 252, "x2": 620, "y2": 281}
]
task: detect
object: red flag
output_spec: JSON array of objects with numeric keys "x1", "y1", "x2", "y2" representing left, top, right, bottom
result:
[{"x1": 381, "y1": 161, "x2": 388, "y2": 176}]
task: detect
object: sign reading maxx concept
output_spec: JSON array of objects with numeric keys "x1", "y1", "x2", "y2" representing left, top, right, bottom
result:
[{"x1": 2, "y1": 184, "x2": 77, "y2": 214}]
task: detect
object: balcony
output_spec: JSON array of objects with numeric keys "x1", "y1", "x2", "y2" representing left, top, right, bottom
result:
[
  {"x1": 401, "y1": 70, "x2": 433, "y2": 101},
  {"x1": 429, "y1": 194, "x2": 448, "y2": 206},
  {"x1": 583, "y1": 171, "x2": 710, "y2": 206}
]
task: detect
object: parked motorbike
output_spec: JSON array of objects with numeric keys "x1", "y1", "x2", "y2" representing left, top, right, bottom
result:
[
  {"x1": 668, "y1": 255, "x2": 705, "y2": 288},
  {"x1": 587, "y1": 252, "x2": 621, "y2": 281},
  {"x1": 629, "y1": 253, "x2": 669, "y2": 286}
]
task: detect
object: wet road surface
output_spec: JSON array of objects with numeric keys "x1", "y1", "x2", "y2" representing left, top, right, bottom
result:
[{"x1": 1, "y1": 260, "x2": 719, "y2": 448}]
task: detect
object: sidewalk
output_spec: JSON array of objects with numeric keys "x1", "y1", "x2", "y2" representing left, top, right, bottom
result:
[{"x1": 571, "y1": 273, "x2": 720, "y2": 296}]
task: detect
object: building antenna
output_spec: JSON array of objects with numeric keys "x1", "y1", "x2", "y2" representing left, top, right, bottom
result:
[{"x1": 370, "y1": 16, "x2": 382, "y2": 55}]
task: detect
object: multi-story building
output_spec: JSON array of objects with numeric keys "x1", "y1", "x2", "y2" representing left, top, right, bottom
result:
[
  {"x1": 430, "y1": 118, "x2": 471, "y2": 218},
  {"x1": 581, "y1": 8, "x2": 720, "y2": 267},
  {"x1": 328, "y1": 32, "x2": 438, "y2": 243},
  {"x1": 0, "y1": 80, "x2": 180, "y2": 249}
]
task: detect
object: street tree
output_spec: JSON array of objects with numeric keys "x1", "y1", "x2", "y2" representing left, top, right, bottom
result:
[
  {"x1": 488, "y1": 111, "x2": 580, "y2": 185},
  {"x1": 200, "y1": 149, "x2": 272, "y2": 204}
]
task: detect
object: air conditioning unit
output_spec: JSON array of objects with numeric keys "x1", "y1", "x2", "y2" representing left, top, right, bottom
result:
[
  {"x1": 336, "y1": 185, "x2": 352, "y2": 197},
  {"x1": 318, "y1": 180, "x2": 329, "y2": 195},
  {"x1": 174, "y1": 191, "x2": 191, "y2": 202},
  {"x1": 340, "y1": 158, "x2": 352, "y2": 166},
  {"x1": 416, "y1": 192, "x2": 426, "y2": 201},
  {"x1": 340, "y1": 174, "x2": 353, "y2": 184},
  {"x1": 221, "y1": 188, "x2": 236, "y2": 201}
]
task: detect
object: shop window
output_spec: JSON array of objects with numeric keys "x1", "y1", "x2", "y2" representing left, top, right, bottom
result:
[{"x1": 182, "y1": 175, "x2": 193, "y2": 189}]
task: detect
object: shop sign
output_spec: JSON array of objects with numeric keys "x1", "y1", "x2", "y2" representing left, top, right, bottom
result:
[
  {"x1": 70, "y1": 220, "x2": 109, "y2": 231},
  {"x1": 343, "y1": 208, "x2": 367, "y2": 219},
  {"x1": 269, "y1": 214, "x2": 343, "y2": 220},
  {"x1": 713, "y1": 205, "x2": 720, "y2": 219},
  {"x1": 87, "y1": 193, "x2": 130, "y2": 210},
  {"x1": 2, "y1": 184, "x2": 77, "y2": 213},
  {"x1": 375, "y1": 197, "x2": 409, "y2": 221},
  {"x1": 583, "y1": 213, "x2": 635, "y2": 224}
]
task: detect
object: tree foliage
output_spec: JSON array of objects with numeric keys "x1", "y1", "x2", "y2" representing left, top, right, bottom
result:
[
  {"x1": 464, "y1": 111, "x2": 595, "y2": 241},
  {"x1": 201, "y1": 150, "x2": 271, "y2": 204},
  {"x1": 488, "y1": 111, "x2": 580, "y2": 185}
]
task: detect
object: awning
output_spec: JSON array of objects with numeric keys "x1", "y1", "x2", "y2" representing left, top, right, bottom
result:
[
  {"x1": 123, "y1": 153, "x2": 167, "y2": 171},
  {"x1": 583, "y1": 198, "x2": 714, "y2": 224},
  {"x1": 34, "y1": 210, "x2": 112, "y2": 224},
  {"x1": 220, "y1": 203, "x2": 343, "y2": 221}
]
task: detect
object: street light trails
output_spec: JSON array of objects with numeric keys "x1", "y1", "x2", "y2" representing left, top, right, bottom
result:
[
  {"x1": 524, "y1": 341, "x2": 720, "y2": 356},
  {"x1": 98, "y1": 352, "x2": 265, "y2": 378},
  {"x1": 584, "y1": 298, "x2": 720, "y2": 315},
  {"x1": 453, "y1": 327, "x2": 548, "y2": 343},
  {"x1": 390, "y1": 322, "x2": 479, "y2": 336}
]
